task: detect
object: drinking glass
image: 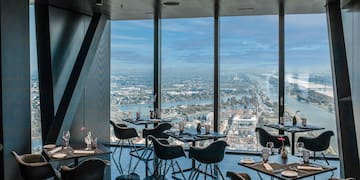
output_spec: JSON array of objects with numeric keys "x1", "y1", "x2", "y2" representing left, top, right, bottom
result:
[
  {"x1": 302, "y1": 150, "x2": 310, "y2": 163},
  {"x1": 296, "y1": 142, "x2": 304, "y2": 155},
  {"x1": 301, "y1": 117, "x2": 307, "y2": 126},
  {"x1": 179, "y1": 121, "x2": 185, "y2": 134},
  {"x1": 62, "y1": 130, "x2": 70, "y2": 149},
  {"x1": 135, "y1": 112, "x2": 141, "y2": 120},
  {"x1": 262, "y1": 148, "x2": 270, "y2": 162},
  {"x1": 84, "y1": 131, "x2": 92, "y2": 150},
  {"x1": 91, "y1": 137, "x2": 98, "y2": 149},
  {"x1": 266, "y1": 142, "x2": 274, "y2": 155},
  {"x1": 205, "y1": 124, "x2": 211, "y2": 134}
]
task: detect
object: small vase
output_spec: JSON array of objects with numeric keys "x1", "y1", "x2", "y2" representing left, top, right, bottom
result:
[{"x1": 281, "y1": 146, "x2": 288, "y2": 159}]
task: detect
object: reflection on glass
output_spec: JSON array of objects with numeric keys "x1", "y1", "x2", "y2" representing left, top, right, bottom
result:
[
  {"x1": 220, "y1": 15, "x2": 279, "y2": 151},
  {"x1": 285, "y1": 14, "x2": 338, "y2": 156},
  {"x1": 161, "y1": 18, "x2": 214, "y2": 147},
  {"x1": 110, "y1": 20, "x2": 154, "y2": 144}
]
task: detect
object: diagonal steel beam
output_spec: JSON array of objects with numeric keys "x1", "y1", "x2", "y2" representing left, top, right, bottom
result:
[
  {"x1": 45, "y1": 13, "x2": 107, "y2": 144},
  {"x1": 35, "y1": 0, "x2": 55, "y2": 143},
  {"x1": 326, "y1": 0, "x2": 359, "y2": 178}
]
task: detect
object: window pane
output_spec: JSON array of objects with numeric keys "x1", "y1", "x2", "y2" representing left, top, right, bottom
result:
[
  {"x1": 220, "y1": 16, "x2": 279, "y2": 151},
  {"x1": 110, "y1": 20, "x2": 154, "y2": 144},
  {"x1": 30, "y1": 5, "x2": 42, "y2": 153},
  {"x1": 161, "y1": 18, "x2": 214, "y2": 141},
  {"x1": 285, "y1": 14, "x2": 338, "y2": 156}
]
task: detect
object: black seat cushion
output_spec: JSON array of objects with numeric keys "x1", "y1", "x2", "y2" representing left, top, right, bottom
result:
[{"x1": 61, "y1": 158, "x2": 109, "y2": 180}]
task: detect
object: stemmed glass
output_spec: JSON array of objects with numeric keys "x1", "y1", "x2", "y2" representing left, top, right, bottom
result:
[
  {"x1": 266, "y1": 142, "x2": 274, "y2": 155},
  {"x1": 296, "y1": 142, "x2": 305, "y2": 162},
  {"x1": 62, "y1": 130, "x2": 70, "y2": 149}
]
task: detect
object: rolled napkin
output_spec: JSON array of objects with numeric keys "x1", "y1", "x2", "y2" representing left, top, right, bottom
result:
[
  {"x1": 297, "y1": 165, "x2": 323, "y2": 171},
  {"x1": 48, "y1": 146, "x2": 62, "y2": 154},
  {"x1": 263, "y1": 163, "x2": 273, "y2": 171},
  {"x1": 73, "y1": 150, "x2": 95, "y2": 154}
]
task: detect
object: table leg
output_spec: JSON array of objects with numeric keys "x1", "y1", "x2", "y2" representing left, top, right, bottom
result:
[
  {"x1": 192, "y1": 141, "x2": 196, "y2": 168},
  {"x1": 291, "y1": 132, "x2": 295, "y2": 155}
]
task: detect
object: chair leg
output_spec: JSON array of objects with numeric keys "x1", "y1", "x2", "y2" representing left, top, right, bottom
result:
[
  {"x1": 204, "y1": 164, "x2": 208, "y2": 180},
  {"x1": 321, "y1": 152, "x2": 330, "y2": 165},
  {"x1": 191, "y1": 164, "x2": 202, "y2": 180},
  {"x1": 175, "y1": 160, "x2": 187, "y2": 180},
  {"x1": 215, "y1": 165, "x2": 225, "y2": 180}
]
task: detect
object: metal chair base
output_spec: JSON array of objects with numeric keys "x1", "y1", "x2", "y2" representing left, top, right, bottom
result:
[{"x1": 116, "y1": 173, "x2": 140, "y2": 180}]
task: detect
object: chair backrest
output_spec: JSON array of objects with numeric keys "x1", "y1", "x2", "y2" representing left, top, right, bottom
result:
[
  {"x1": 61, "y1": 158, "x2": 109, "y2": 180},
  {"x1": 110, "y1": 120, "x2": 138, "y2": 139},
  {"x1": 143, "y1": 123, "x2": 172, "y2": 138},
  {"x1": 148, "y1": 135, "x2": 185, "y2": 160},
  {"x1": 226, "y1": 171, "x2": 251, "y2": 180},
  {"x1": 255, "y1": 127, "x2": 290, "y2": 148},
  {"x1": 298, "y1": 130, "x2": 334, "y2": 152},
  {"x1": 11, "y1": 151, "x2": 55, "y2": 180},
  {"x1": 189, "y1": 140, "x2": 229, "y2": 164}
]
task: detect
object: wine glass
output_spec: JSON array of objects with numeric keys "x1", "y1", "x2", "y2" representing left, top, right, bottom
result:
[
  {"x1": 296, "y1": 141, "x2": 305, "y2": 162},
  {"x1": 62, "y1": 130, "x2": 70, "y2": 149},
  {"x1": 261, "y1": 148, "x2": 270, "y2": 163},
  {"x1": 266, "y1": 142, "x2": 274, "y2": 155}
]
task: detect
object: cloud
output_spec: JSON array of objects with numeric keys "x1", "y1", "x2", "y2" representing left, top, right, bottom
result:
[{"x1": 112, "y1": 35, "x2": 148, "y2": 41}]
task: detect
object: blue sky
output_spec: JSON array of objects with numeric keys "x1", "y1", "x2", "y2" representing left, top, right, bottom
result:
[
  {"x1": 111, "y1": 14, "x2": 331, "y2": 74},
  {"x1": 29, "y1": 5, "x2": 331, "y2": 76}
]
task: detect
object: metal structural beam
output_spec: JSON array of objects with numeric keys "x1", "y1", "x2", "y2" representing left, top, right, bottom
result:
[
  {"x1": 326, "y1": 0, "x2": 359, "y2": 178},
  {"x1": 46, "y1": 13, "x2": 107, "y2": 144},
  {"x1": 154, "y1": 0, "x2": 161, "y2": 118},
  {"x1": 214, "y1": 0, "x2": 220, "y2": 132},
  {"x1": 35, "y1": 0, "x2": 55, "y2": 142},
  {"x1": 278, "y1": 0, "x2": 285, "y2": 123}
]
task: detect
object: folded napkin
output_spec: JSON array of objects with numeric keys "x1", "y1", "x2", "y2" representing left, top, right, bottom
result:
[
  {"x1": 48, "y1": 147, "x2": 62, "y2": 154},
  {"x1": 297, "y1": 165, "x2": 323, "y2": 171},
  {"x1": 263, "y1": 163, "x2": 273, "y2": 171},
  {"x1": 73, "y1": 150, "x2": 95, "y2": 154}
]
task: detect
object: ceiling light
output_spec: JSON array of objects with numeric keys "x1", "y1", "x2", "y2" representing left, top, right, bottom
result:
[
  {"x1": 163, "y1": 1, "x2": 180, "y2": 6},
  {"x1": 96, "y1": 0, "x2": 103, "y2": 6}
]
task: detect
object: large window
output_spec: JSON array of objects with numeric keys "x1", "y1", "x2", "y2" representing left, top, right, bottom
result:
[
  {"x1": 30, "y1": 5, "x2": 42, "y2": 153},
  {"x1": 220, "y1": 16, "x2": 279, "y2": 151},
  {"x1": 110, "y1": 20, "x2": 154, "y2": 143},
  {"x1": 285, "y1": 14, "x2": 338, "y2": 156},
  {"x1": 161, "y1": 18, "x2": 214, "y2": 139}
]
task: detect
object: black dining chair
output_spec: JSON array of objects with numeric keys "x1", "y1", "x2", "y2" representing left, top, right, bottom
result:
[
  {"x1": 60, "y1": 158, "x2": 110, "y2": 180},
  {"x1": 297, "y1": 130, "x2": 334, "y2": 165},
  {"x1": 110, "y1": 120, "x2": 141, "y2": 179},
  {"x1": 188, "y1": 140, "x2": 229, "y2": 180},
  {"x1": 226, "y1": 171, "x2": 251, "y2": 180},
  {"x1": 255, "y1": 127, "x2": 290, "y2": 148},
  {"x1": 148, "y1": 135, "x2": 186, "y2": 180},
  {"x1": 140, "y1": 123, "x2": 172, "y2": 169},
  {"x1": 11, "y1": 151, "x2": 58, "y2": 180},
  {"x1": 130, "y1": 123, "x2": 172, "y2": 176}
]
